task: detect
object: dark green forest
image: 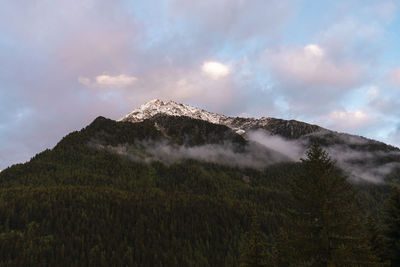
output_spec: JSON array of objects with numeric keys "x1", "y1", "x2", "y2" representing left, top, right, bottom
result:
[{"x1": 0, "y1": 116, "x2": 399, "y2": 266}]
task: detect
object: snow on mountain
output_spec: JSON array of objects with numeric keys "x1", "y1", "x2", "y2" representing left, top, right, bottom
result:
[
  {"x1": 119, "y1": 99, "x2": 228, "y2": 125},
  {"x1": 120, "y1": 99, "x2": 323, "y2": 138},
  {"x1": 120, "y1": 99, "x2": 267, "y2": 134}
]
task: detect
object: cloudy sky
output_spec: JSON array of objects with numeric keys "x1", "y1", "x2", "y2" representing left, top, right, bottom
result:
[{"x1": 1, "y1": 0, "x2": 400, "y2": 169}]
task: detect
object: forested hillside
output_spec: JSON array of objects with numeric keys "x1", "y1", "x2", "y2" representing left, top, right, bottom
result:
[{"x1": 0, "y1": 116, "x2": 399, "y2": 266}]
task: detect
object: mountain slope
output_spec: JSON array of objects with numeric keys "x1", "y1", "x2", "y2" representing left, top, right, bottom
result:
[
  {"x1": 0, "y1": 100, "x2": 399, "y2": 266},
  {"x1": 120, "y1": 99, "x2": 398, "y2": 152},
  {"x1": 120, "y1": 99, "x2": 400, "y2": 183},
  {"x1": 0, "y1": 115, "x2": 301, "y2": 266}
]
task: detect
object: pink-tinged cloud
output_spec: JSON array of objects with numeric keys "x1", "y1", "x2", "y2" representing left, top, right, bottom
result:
[
  {"x1": 79, "y1": 74, "x2": 138, "y2": 88},
  {"x1": 169, "y1": 0, "x2": 295, "y2": 42},
  {"x1": 387, "y1": 67, "x2": 400, "y2": 87},
  {"x1": 320, "y1": 109, "x2": 373, "y2": 133},
  {"x1": 119, "y1": 62, "x2": 240, "y2": 114},
  {"x1": 95, "y1": 74, "x2": 137, "y2": 86},
  {"x1": 265, "y1": 44, "x2": 362, "y2": 88},
  {"x1": 0, "y1": 0, "x2": 399, "y2": 169},
  {"x1": 366, "y1": 86, "x2": 400, "y2": 117}
]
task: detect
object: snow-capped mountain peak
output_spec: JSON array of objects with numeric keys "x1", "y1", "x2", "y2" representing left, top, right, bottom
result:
[
  {"x1": 119, "y1": 99, "x2": 229, "y2": 125},
  {"x1": 120, "y1": 99, "x2": 324, "y2": 138}
]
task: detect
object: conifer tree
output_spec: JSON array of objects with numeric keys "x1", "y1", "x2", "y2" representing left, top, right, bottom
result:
[
  {"x1": 240, "y1": 216, "x2": 270, "y2": 267},
  {"x1": 365, "y1": 215, "x2": 388, "y2": 265},
  {"x1": 285, "y1": 142, "x2": 378, "y2": 266}
]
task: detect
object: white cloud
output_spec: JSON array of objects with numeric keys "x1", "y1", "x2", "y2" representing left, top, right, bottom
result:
[
  {"x1": 78, "y1": 74, "x2": 137, "y2": 88},
  {"x1": 247, "y1": 130, "x2": 304, "y2": 161},
  {"x1": 323, "y1": 109, "x2": 371, "y2": 131},
  {"x1": 265, "y1": 44, "x2": 361, "y2": 88},
  {"x1": 304, "y1": 44, "x2": 324, "y2": 57},
  {"x1": 95, "y1": 74, "x2": 137, "y2": 86},
  {"x1": 330, "y1": 110, "x2": 367, "y2": 121},
  {"x1": 201, "y1": 61, "x2": 230, "y2": 79}
]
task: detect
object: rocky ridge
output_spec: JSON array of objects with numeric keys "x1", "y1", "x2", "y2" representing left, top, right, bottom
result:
[{"x1": 120, "y1": 99, "x2": 324, "y2": 139}]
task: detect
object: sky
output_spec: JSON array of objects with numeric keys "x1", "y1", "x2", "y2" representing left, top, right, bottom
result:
[{"x1": 1, "y1": 0, "x2": 400, "y2": 169}]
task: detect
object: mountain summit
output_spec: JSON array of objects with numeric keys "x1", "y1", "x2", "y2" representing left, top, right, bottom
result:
[
  {"x1": 120, "y1": 99, "x2": 323, "y2": 139},
  {"x1": 120, "y1": 99, "x2": 228, "y2": 125}
]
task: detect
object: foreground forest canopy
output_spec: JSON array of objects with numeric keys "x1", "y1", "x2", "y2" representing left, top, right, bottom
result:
[{"x1": 0, "y1": 116, "x2": 400, "y2": 266}]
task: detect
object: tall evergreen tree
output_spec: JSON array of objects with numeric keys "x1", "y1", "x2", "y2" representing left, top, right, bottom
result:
[
  {"x1": 365, "y1": 215, "x2": 388, "y2": 265},
  {"x1": 240, "y1": 216, "x2": 270, "y2": 267},
  {"x1": 383, "y1": 186, "x2": 400, "y2": 266},
  {"x1": 284, "y1": 142, "x2": 378, "y2": 266}
]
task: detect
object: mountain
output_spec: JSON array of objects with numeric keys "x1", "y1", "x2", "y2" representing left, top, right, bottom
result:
[
  {"x1": 121, "y1": 99, "x2": 400, "y2": 183},
  {"x1": 0, "y1": 113, "x2": 300, "y2": 266},
  {"x1": 0, "y1": 99, "x2": 399, "y2": 266}
]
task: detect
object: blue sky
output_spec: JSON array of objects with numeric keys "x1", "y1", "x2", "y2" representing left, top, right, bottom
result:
[{"x1": 1, "y1": 0, "x2": 400, "y2": 169}]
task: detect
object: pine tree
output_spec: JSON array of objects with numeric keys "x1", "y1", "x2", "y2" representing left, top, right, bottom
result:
[
  {"x1": 285, "y1": 142, "x2": 378, "y2": 266},
  {"x1": 383, "y1": 186, "x2": 400, "y2": 266},
  {"x1": 365, "y1": 215, "x2": 388, "y2": 265},
  {"x1": 240, "y1": 216, "x2": 270, "y2": 267}
]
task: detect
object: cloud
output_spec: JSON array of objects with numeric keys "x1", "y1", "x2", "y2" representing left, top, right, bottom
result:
[
  {"x1": 77, "y1": 77, "x2": 91, "y2": 86},
  {"x1": 325, "y1": 144, "x2": 400, "y2": 183},
  {"x1": 201, "y1": 61, "x2": 230, "y2": 79},
  {"x1": 247, "y1": 130, "x2": 304, "y2": 160},
  {"x1": 261, "y1": 1, "x2": 398, "y2": 118},
  {"x1": 114, "y1": 65, "x2": 241, "y2": 113},
  {"x1": 387, "y1": 67, "x2": 400, "y2": 87},
  {"x1": 92, "y1": 139, "x2": 291, "y2": 169},
  {"x1": 0, "y1": 0, "x2": 399, "y2": 169},
  {"x1": 304, "y1": 44, "x2": 324, "y2": 57},
  {"x1": 367, "y1": 85, "x2": 400, "y2": 117},
  {"x1": 0, "y1": 0, "x2": 143, "y2": 169},
  {"x1": 316, "y1": 109, "x2": 376, "y2": 134},
  {"x1": 247, "y1": 127, "x2": 400, "y2": 184},
  {"x1": 262, "y1": 42, "x2": 369, "y2": 117},
  {"x1": 169, "y1": 0, "x2": 295, "y2": 43},
  {"x1": 265, "y1": 44, "x2": 361, "y2": 88},
  {"x1": 79, "y1": 74, "x2": 138, "y2": 88},
  {"x1": 328, "y1": 110, "x2": 368, "y2": 127},
  {"x1": 91, "y1": 127, "x2": 400, "y2": 183},
  {"x1": 96, "y1": 74, "x2": 137, "y2": 86}
]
